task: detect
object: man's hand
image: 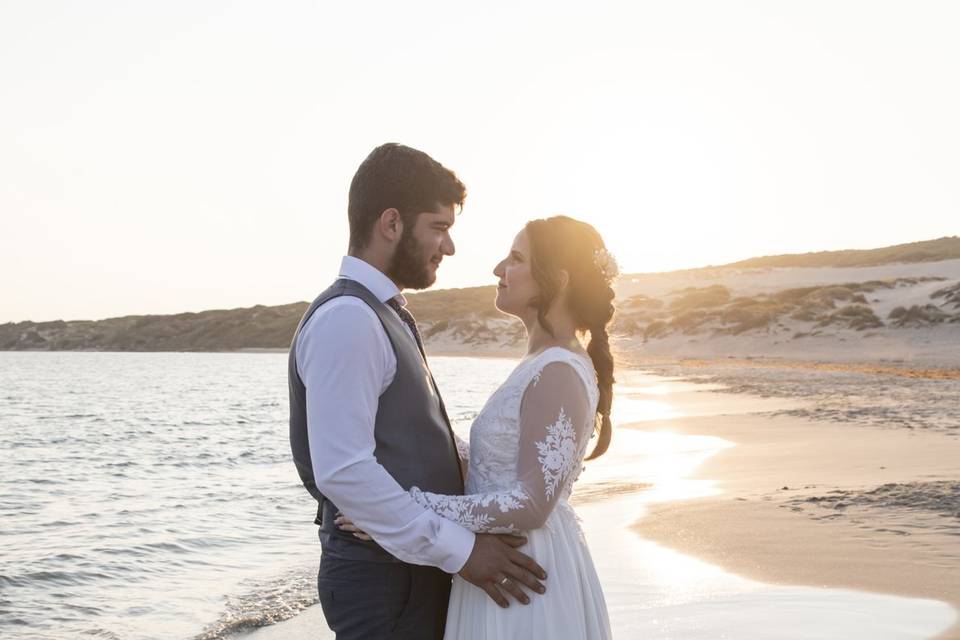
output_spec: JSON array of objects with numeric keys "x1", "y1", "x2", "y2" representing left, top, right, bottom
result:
[{"x1": 457, "y1": 533, "x2": 547, "y2": 608}]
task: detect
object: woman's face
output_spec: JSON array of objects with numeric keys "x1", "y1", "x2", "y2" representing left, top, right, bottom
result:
[{"x1": 493, "y1": 229, "x2": 539, "y2": 318}]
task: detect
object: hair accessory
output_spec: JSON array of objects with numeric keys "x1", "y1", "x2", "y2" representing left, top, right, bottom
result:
[{"x1": 592, "y1": 247, "x2": 619, "y2": 283}]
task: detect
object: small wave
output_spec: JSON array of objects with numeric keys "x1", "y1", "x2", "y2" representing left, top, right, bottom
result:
[
  {"x1": 141, "y1": 541, "x2": 190, "y2": 553},
  {"x1": 96, "y1": 546, "x2": 148, "y2": 558},
  {"x1": 571, "y1": 481, "x2": 653, "y2": 505},
  {"x1": 78, "y1": 628, "x2": 121, "y2": 639},
  {"x1": 39, "y1": 520, "x2": 80, "y2": 528},
  {"x1": 0, "y1": 569, "x2": 109, "y2": 588},
  {"x1": 62, "y1": 601, "x2": 105, "y2": 615},
  {"x1": 193, "y1": 567, "x2": 317, "y2": 639},
  {"x1": 101, "y1": 460, "x2": 138, "y2": 468}
]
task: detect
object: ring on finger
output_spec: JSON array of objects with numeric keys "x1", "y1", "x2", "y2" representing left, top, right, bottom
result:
[{"x1": 498, "y1": 576, "x2": 510, "y2": 586}]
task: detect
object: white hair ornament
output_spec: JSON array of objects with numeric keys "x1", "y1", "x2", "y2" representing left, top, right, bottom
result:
[{"x1": 592, "y1": 248, "x2": 619, "y2": 283}]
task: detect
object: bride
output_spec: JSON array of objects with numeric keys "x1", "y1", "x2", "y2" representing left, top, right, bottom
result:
[{"x1": 340, "y1": 215, "x2": 616, "y2": 639}]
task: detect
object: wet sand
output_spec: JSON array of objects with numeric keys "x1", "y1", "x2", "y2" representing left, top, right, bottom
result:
[
  {"x1": 623, "y1": 355, "x2": 960, "y2": 639},
  {"x1": 629, "y1": 412, "x2": 960, "y2": 639}
]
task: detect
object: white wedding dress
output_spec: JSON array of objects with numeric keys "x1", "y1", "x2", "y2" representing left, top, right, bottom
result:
[{"x1": 410, "y1": 347, "x2": 612, "y2": 639}]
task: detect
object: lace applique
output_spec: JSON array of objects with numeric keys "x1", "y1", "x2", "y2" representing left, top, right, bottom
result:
[
  {"x1": 410, "y1": 486, "x2": 529, "y2": 533},
  {"x1": 454, "y1": 433, "x2": 470, "y2": 464},
  {"x1": 536, "y1": 407, "x2": 578, "y2": 500},
  {"x1": 531, "y1": 368, "x2": 544, "y2": 387},
  {"x1": 408, "y1": 351, "x2": 600, "y2": 534}
]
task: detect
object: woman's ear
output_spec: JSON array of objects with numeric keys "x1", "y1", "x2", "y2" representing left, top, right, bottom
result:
[
  {"x1": 557, "y1": 269, "x2": 570, "y2": 292},
  {"x1": 376, "y1": 208, "x2": 403, "y2": 243}
]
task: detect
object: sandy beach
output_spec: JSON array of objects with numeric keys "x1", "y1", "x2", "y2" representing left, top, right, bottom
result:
[
  {"x1": 630, "y1": 411, "x2": 960, "y2": 638},
  {"x1": 622, "y1": 352, "x2": 960, "y2": 639}
]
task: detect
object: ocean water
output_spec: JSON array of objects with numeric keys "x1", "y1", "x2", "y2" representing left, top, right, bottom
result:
[{"x1": 0, "y1": 352, "x2": 516, "y2": 640}]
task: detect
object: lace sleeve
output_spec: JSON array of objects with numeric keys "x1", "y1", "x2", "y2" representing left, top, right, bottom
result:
[
  {"x1": 410, "y1": 361, "x2": 593, "y2": 533},
  {"x1": 454, "y1": 433, "x2": 470, "y2": 480}
]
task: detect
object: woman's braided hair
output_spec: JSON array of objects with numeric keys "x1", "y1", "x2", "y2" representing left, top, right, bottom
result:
[{"x1": 524, "y1": 216, "x2": 616, "y2": 460}]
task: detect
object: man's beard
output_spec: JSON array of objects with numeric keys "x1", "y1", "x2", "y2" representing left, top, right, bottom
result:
[{"x1": 387, "y1": 227, "x2": 435, "y2": 290}]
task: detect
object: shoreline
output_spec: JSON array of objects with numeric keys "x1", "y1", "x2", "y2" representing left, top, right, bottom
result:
[
  {"x1": 5, "y1": 345, "x2": 958, "y2": 378},
  {"x1": 631, "y1": 354, "x2": 960, "y2": 380},
  {"x1": 626, "y1": 410, "x2": 960, "y2": 639}
]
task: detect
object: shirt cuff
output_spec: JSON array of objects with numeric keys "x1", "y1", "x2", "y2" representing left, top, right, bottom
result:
[{"x1": 436, "y1": 519, "x2": 476, "y2": 574}]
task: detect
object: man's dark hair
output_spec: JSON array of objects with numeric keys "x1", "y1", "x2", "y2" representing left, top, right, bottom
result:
[{"x1": 348, "y1": 143, "x2": 466, "y2": 252}]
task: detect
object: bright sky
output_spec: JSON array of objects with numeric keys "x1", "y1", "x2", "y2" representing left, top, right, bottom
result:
[{"x1": 2, "y1": 2, "x2": 958, "y2": 323}]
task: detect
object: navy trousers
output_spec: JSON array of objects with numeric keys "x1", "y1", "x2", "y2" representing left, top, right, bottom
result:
[{"x1": 317, "y1": 553, "x2": 452, "y2": 639}]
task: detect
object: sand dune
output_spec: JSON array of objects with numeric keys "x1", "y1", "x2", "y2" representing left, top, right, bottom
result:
[{"x1": 425, "y1": 257, "x2": 960, "y2": 370}]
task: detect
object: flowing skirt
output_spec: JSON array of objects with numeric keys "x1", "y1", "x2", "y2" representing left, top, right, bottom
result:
[{"x1": 444, "y1": 504, "x2": 611, "y2": 639}]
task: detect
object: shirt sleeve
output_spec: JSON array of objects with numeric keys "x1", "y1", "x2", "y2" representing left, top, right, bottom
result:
[
  {"x1": 409, "y1": 361, "x2": 593, "y2": 533},
  {"x1": 297, "y1": 298, "x2": 475, "y2": 573}
]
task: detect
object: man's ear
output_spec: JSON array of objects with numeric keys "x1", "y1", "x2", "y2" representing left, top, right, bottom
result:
[{"x1": 376, "y1": 208, "x2": 403, "y2": 244}]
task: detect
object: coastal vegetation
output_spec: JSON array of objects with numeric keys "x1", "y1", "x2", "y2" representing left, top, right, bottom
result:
[{"x1": 2, "y1": 237, "x2": 959, "y2": 351}]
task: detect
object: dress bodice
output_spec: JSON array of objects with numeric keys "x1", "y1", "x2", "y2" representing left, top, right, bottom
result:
[
  {"x1": 410, "y1": 347, "x2": 599, "y2": 534},
  {"x1": 467, "y1": 348, "x2": 599, "y2": 500}
]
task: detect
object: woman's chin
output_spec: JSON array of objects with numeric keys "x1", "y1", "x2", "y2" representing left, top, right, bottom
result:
[
  {"x1": 493, "y1": 294, "x2": 517, "y2": 317},
  {"x1": 493, "y1": 292, "x2": 507, "y2": 313}
]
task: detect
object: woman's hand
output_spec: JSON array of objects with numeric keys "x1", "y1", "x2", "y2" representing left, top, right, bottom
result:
[{"x1": 334, "y1": 512, "x2": 372, "y2": 541}]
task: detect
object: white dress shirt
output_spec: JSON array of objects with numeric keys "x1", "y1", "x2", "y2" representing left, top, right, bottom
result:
[{"x1": 295, "y1": 255, "x2": 475, "y2": 574}]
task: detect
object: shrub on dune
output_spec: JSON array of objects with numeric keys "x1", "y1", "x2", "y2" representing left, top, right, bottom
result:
[
  {"x1": 930, "y1": 281, "x2": 960, "y2": 309},
  {"x1": 790, "y1": 306, "x2": 819, "y2": 322},
  {"x1": 668, "y1": 285, "x2": 731, "y2": 312},
  {"x1": 815, "y1": 305, "x2": 884, "y2": 331},
  {"x1": 669, "y1": 309, "x2": 716, "y2": 334},
  {"x1": 888, "y1": 305, "x2": 951, "y2": 327},
  {"x1": 624, "y1": 294, "x2": 665, "y2": 310},
  {"x1": 717, "y1": 300, "x2": 791, "y2": 335},
  {"x1": 643, "y1": 320, "x2": 669, "y2": 340},
  {"x1": 612, "y1": 316, "x2": 641, "y2": 335}
]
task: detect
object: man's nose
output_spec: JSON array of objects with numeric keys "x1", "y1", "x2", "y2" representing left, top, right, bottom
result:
[{"x1": 442, "y1": 234, "x2": 456, "y2": 256}]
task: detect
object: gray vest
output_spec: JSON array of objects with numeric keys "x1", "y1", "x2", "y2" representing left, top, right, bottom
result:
[{"x1": 288, "y1": 278, "x2": 464, "y2": 562}]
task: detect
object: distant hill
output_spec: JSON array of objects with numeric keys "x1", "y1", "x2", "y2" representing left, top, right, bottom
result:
[
  {"x1": 721, "y1": 236, "x2": 960, "y2": 269},
  {"x1": 0, "y1": 290, "x2": 507, "y2": 352},
  {"x1": 0, "y1": 303, "x2": 309, "y2": 352},
  {"x1": 1, "y1": 236, "x2": 958, "y2": 352}
]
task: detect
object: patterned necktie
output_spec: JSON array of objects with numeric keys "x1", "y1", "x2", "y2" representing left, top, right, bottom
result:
[{"x1": 386, "y1": 296, "x2": 426, "y2": 360}]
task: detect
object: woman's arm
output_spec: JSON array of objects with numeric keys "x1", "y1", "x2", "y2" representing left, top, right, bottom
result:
[{"x1": 409, "y1": 362, "x2": 593, "y2": 533}]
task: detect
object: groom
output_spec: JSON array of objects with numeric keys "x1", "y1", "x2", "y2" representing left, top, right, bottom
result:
[{"x1": 288, "y1": 143, "x2": 547, "y2": 639}]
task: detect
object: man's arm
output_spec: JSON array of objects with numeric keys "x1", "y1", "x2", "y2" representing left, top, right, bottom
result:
[{"x1": 297, "y1": 298, "x2": 474, "y2": 573}]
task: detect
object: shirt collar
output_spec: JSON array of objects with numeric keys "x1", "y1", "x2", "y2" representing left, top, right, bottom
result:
[{"x1": 338, "y1": 256, "x2": 404, "y2": 305}]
